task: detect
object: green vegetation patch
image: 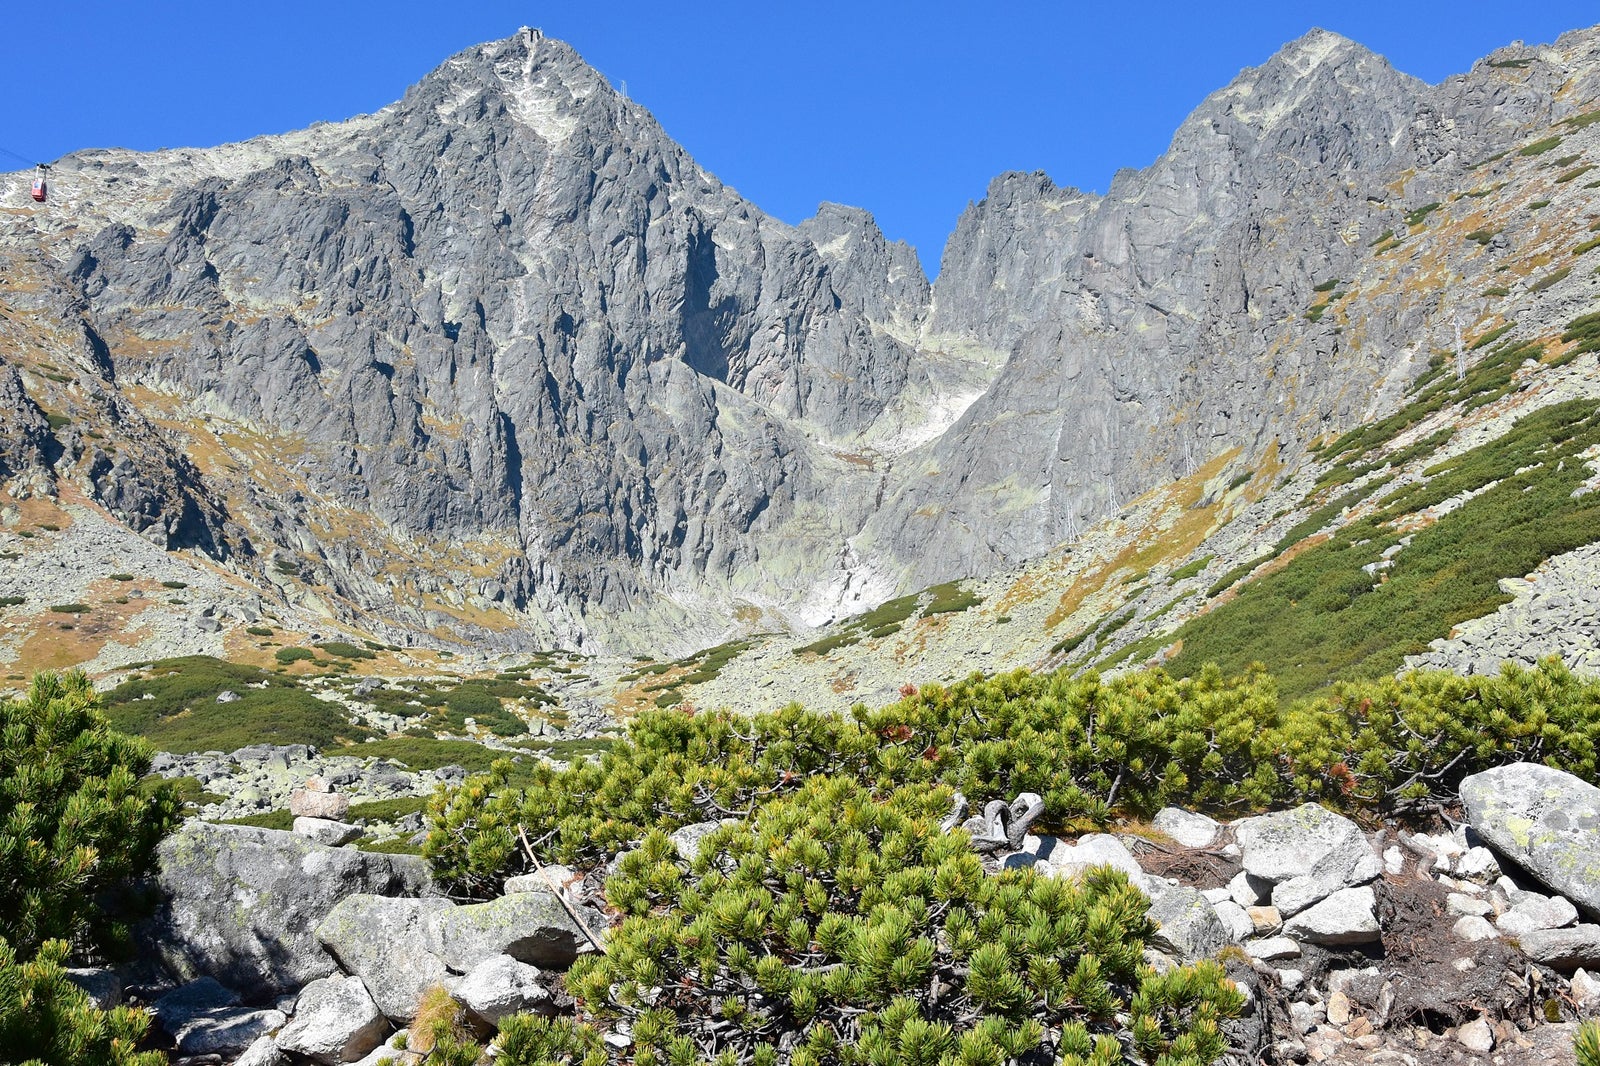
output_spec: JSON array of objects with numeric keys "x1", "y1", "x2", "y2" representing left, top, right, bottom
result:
[
  {"x1": 1520, "y1": 136, "x2": 1564, "y2": 156},
  {"x1": 220, "y1": 810, "x2": 294, "y2": 832},
  {"x1": 1563, "y1": 110, "x2": 1600, "y2": 130},
  {"x1": 1168, "y1": 555, "x2": 1214, "y2": 582},
  {"x1": 795, "y1": 582, "x2": 983, "y2": 657},
  {"x1": 1166, "y1": 400, "x2": 1600, "y2": 698},
  {"x1": 274, "y1": 647, "x2": 316, "y2": 665},
  {"x1": 1465, "y1": 228, "x2": 1499, "y2": 245},
  {"x1": 346, "y1": 796, "x2": 430, "y2": 822},
  {"x1": 1530, "y1": 266, "x2": 1573, "y2": 293},
  {"x1": 315, "y1": 641, "x2": 376, "y2": 661},
  {"x1": 103, "y1": 655, "x2": 369, "y2": 752},
  {"x1": 1404, "y1": 202, "x2": 1442, "y2": 227},
  {"x1": 1558, "y1": 164, "x2": 1597, "y2": 184}
]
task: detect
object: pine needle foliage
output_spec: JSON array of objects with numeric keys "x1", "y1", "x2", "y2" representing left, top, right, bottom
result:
[
  {"x1": 0, "y1": 937, "x2": 166, "y2": 1066},
  {"x1": 565, "y1": 776, "x2": 1242, "y2": 1066},
  {"x1": 1, "y1": 672, "x2": 180, "y2": 959},
  {"x1": 427, "y1": 659, "x2": 1600, "y2": 901}
]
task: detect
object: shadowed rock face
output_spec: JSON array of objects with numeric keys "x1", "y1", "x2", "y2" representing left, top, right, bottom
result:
[{"x1": 5, "y1": 24, "x2": 1595, "y2": 650}]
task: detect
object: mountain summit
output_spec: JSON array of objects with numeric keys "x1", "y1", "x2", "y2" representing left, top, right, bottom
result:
[{"x1": 3, "y1": 25, "x2": 1599, "y2": 663}]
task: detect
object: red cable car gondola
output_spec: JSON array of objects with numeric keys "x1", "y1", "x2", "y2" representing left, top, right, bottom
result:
[{"x1": 30, "y1": 164, "x2": 47, "y2": 203}]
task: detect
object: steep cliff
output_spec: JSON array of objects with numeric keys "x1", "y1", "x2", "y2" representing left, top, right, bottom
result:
[{"x1": 3, "y1": 24, "x2": 1599, "y2": 663}]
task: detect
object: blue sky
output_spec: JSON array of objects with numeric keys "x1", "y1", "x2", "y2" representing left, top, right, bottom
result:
[{"x1": 3, "y1": 2, "x2": 1596, "y2": 274}]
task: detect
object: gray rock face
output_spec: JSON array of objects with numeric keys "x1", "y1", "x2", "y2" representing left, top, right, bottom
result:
[
  {"x1": 1146, "y1": 883, "x2": 1230, "y2": 961},
  {"x1": 276, "y1": 975, "x2": 389, "y2": 1065},
  {"x1": 455, "y1": 954, "x2": 552, "y2": 1025},
  {"x1": 2, "y1": 24, "x2": 1593, "y2": 651},
  {"x1": 317, "y1": 890, "x2": 592, "y2": 1022},
  {"x1": 140, "y1": 821, "x2": 435, "y2": 999},
  {"x1": 1281, "y1": 886, "x2": 1381, "y2": 945},
  {"x1": 44, "y1": 29, "x2": 925, "y2": 651},
  {"x1": 862, "y1": 28, "x2": 1579, "y2": 588},
  {"x1": 1461, "y1": 763, "x2": 1600, "y2": 918},
  {"x1": 153, "y1": 978, "x2": 287, "y2": 1058}
]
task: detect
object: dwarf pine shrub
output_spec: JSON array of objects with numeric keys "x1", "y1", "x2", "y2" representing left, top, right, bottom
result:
[
  {"x1": 566, "y1": 776, "x2": 1241, "y2": 1066},
  {"x1": 0, "y1": 673, "x2": 179, "y2": 1065}
]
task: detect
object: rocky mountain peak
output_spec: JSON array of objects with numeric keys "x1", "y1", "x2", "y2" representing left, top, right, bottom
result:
[
  {"x1": 1202, "y1": 26, "x2": 1420, "y2": 136},
  {"x1": 408, "y1": 27, "x2": 615, "y2": 147}
]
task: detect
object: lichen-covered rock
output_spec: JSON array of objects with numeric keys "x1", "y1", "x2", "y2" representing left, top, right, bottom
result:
[
  {"x1": 1461, "y1": 763, "x2": 1600, "y2": 919},
  {"x1": 317, "y1": 890, "x2": 595, "y2": 1022},
  {"x1": 455, "y1": 954, "x2": 553, "y2": 1025},
  {"x1": 1281, "y1": 886, "x2": 1381, "y2": 945},
  {"x1": 1146, "y1": 884, "x2": 1230, "y2": 961},
  {"x1": 1234, "y1": 804, "x2": 1379, "y2": 913},
  {"x1": 431, "y1": 891, "x2": 596, "y2": 971},
  {"x1": 276, "y1": 975, "x2": 389, "y2": 1065},
  {"x1": 315, "y1": 895, "x2": 457, "y2": 1022},
  {"x1": 293, "y1": 816, "x2": 362, "y2": 846},
  {"x1": 139, "y1": 821, "x2": 435, "y2": 998}
]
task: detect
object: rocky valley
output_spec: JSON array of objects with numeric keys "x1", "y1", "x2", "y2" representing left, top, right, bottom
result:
[{"x1": 5, "y1": 18, "x2": 1600, "y2": 1066}]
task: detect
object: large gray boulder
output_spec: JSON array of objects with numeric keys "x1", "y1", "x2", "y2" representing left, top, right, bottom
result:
[
  {"x1": 455, "y1": 954, "x2": 553, "y2": 1025},
  {"x1": 1461, "y1": 763, "x2": 1600, "y2": 918},
  {"x1": 1234, "y1": 804, "x2": 1379, "y2": 915},
  {"x1": 315, "y1": 895, "x2": 457, "y2": 1022},
  {"x1": 1146, "y1": 884, "x2": 1230, "y2": 961},
  {"x1": 140, "y1": 821, "x2": 435, "y2": 999},
  {"x1": 316, "y1": 890, "x2": 594, "y2": 1022},
  {"x1": 276, "y1": 976, "x2": 389, "y2": 1065},
  {"x1": 432, "y1": 891, "x2": 596, "y2": 971},
  {"x1": 1282, "y1": 886, "x2": 1381, "y2": 946}
]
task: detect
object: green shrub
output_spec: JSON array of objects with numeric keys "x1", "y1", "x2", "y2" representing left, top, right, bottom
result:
[
  {"x1": 1577, "y1": 1019, "x2": 1600, "y2": 1066},
  {"x1": 0, "y1": 596, "x2": 24, "y2": 609},
  {"x1": 108, "y1": 573, "x2": 134, "y2": 582},
  {"x1": 49, "y1": 604, "x2": 90, "y2": 614},
  {"x1": 274, "y1": 647, "x2": 316, "y2": 665},
  {"x1": 0, "y1": 673, "x2": 179, "y2": 958},
  {"x1": 1465, "y1": 228, "x2": 1499, "y2": 245},
  {"x1": 1529, "y1": 199, "x2": 1552, "y2": 210},
  {"x1": 1530, "y1": 266, "x2": 1572, "y2": 292},
  {"x1": 316, "y1": 641, "x2": 377, "y2": 661},
  {"x1": 1558, "y1": 164, "x2": 1597, "y2": 184},
  {"x1": 103, "y1": 655, "x2": 368, "y2": 752},
  {"x1": 1520, "y1": 136, "x2": 1564, "y2": 156},
  {"x1": 0, "y1": 938, "x2": 165, "y2": 1066},
  {"x1": 1404, "y1": 202, "x2": 1441, "y2": 227},
  {"x1": 245, "y1": 625, "x2": 274, "y2": 637},
  {"x1": 572, "y1": 776, "x2": 1241, "y2": 1066}
]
